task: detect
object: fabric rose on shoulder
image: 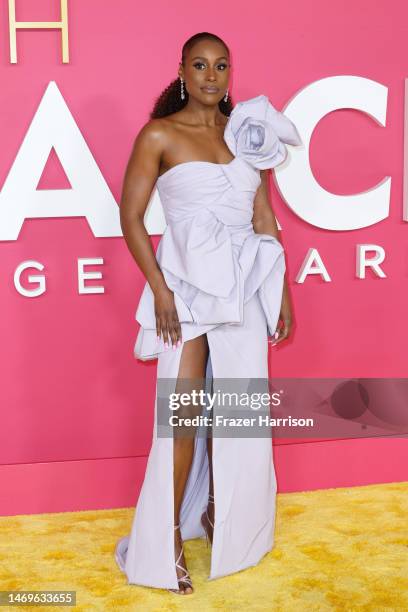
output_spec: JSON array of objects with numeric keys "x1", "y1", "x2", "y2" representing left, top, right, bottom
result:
[{"x1": 223, "y1": 94, "x2": 302, "y2": 170}]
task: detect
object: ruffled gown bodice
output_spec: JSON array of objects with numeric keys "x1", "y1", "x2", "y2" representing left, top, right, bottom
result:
[{"x1": 134, "y1": 94, "x2": 302, "y2": 360}]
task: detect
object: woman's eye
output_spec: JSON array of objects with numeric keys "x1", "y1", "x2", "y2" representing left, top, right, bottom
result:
[{"x1": 193, "y1": 62, "x2": 228, "y2": 70}]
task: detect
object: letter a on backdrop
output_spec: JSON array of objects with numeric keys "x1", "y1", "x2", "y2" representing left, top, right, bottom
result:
[{"x1": 0, "y1": 81, "x2": 122, "y2": 240}]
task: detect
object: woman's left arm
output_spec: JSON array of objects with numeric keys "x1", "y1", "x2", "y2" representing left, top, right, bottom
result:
[{"x1": 252, "y1": 169, "x2": 292, "y2": 345}]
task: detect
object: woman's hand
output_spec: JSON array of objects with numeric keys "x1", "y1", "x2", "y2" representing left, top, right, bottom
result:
[
  {"x1": 271, "y1": 280, "x2": 292, "y2": 346},
  {"x1": 154, "y1": 285, "x2": 182, "y2": 349}
]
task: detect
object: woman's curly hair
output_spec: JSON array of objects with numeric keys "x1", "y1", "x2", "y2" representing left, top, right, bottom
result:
[{"x1": 150, "y1": 32, "x2": 234, "y2": 119}]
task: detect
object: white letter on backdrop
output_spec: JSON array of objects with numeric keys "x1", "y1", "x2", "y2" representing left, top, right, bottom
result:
[
  {"x1": 0, "y1": 81, "x2": 121, "y2": 241},
  {"x1": 295, "y1": 248, "x2": 331, "y2": 283},
  {"x1": 275, "y1": 75, "x2": 390, "y2": 230},
  {"x1": 14, "y1": 261, "x2": 46, "y2": 296},
  {"x1": 356, "y1": 244, "x2": 386, "y2": 278},
  {"x1": 402, "y1": 78, "x2": 408, "y2": 222},
  {"x1": 78, "y1": 258, "x2": 104, "y2": 294}
]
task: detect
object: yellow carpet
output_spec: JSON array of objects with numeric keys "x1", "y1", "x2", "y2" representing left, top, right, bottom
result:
[{"x1": 1, "y1": 481, "x2": 408, "y2": 611}]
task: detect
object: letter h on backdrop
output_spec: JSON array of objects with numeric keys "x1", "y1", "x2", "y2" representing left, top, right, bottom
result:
[{"x1": 8, "y1": 0, "x2": 69, "y2": 63}]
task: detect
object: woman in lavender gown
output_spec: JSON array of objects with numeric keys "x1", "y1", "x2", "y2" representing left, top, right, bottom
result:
[{"x1": 115, "y1": 31, "x2": 301, "y2": 595}]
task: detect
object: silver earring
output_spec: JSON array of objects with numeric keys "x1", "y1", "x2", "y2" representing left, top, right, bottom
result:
[
  {"x1": 180, "y1": 77, "x2": 185, "y2": 100},
  {"x1": 224, "y1": 89, "x2": 229, "y2": 102}
]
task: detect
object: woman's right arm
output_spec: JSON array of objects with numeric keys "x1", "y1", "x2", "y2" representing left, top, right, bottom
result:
[{"x1": 119, "y1": 121, "x2": 182, "y2": 349}]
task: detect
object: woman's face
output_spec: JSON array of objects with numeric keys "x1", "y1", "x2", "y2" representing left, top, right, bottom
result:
[{"x1": 178, "y1": 39, "x2": 231, "y2": 106}]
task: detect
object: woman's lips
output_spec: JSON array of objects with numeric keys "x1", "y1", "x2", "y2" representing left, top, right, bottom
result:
[{"x1": 202, "y1": 87, "x2": 219, "y2": 93}]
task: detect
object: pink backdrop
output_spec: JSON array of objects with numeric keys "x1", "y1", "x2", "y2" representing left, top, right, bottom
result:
[{"x1": 0, "y1": 0, "x2": 407, "y2": 515}]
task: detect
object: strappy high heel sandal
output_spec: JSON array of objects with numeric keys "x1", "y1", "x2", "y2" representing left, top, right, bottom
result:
[
  {"x1": 168, "y1": 524, "x2": 194, "y2": 595},
  {"x1": 200, "y1": 493, "x2": 215, "y2": 547}
]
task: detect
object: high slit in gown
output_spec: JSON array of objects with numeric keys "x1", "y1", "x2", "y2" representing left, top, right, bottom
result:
[{"x1": 115, "y1": 94, "x2": 302, "y2": 589}]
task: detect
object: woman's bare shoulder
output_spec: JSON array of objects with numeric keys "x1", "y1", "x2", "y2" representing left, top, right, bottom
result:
[
  {"x1": 131, "y1": 113, "x2": 187, "y2": 164},
  {"x1": 134, "y1": 117, "x2": 168, "y2": 145},
  {"x1": 128, "y1": 117, "x2": 175, "y2": 166},
  {"x1": 136, "y1": 113, "x2": 184, "y2": 142}
]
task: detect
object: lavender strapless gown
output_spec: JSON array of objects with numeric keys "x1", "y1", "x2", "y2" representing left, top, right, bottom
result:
[{"x1": 115, "y1": 94, "x2": 302, "y2": 589}]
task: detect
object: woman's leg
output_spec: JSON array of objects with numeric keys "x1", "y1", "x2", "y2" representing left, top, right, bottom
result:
[
  {"x1": 172, "y1": 333, "x2": 209, "y2": 594},
  {"x1": 203, "y1": 369, "x2": 214, "y2": 543},
  {"x1": 203, "y1": 432, "x2": 214, "y2": 543}
]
